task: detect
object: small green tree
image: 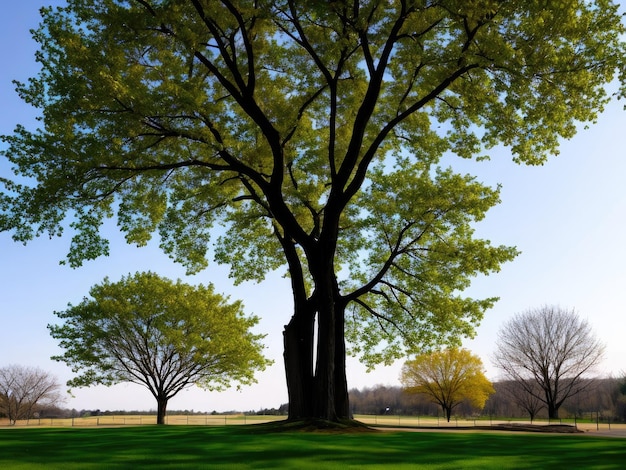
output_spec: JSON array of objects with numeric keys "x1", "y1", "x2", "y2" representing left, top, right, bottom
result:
[
  {"x1": 401, "y1": 348, "x2": 493, "y2": 422},
  {"x1": 48, "y1": 272, "x2": 271, "y2": 424}
]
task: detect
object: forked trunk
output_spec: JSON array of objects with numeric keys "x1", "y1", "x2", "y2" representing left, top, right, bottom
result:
[{"x1": 283, "y1": 282, "x2": 350, "y2": 422}]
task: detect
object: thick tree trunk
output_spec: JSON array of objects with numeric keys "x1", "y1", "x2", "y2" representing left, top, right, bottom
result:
[
  {"x1": 283, "y1": 271, "x2": 351, "y2": 422},
  {"x1": 281, "y1": 215, "x2": 351, "y2": 423},
  {"x1": 156, "y1": 396, "x2": 168, "y2": 425}
]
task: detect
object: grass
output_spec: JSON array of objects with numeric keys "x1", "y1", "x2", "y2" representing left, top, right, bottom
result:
[{"x1": 1, "y1": 424, "x2": 625, "y2": 469}]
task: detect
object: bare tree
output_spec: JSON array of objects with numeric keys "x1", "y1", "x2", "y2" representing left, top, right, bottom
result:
[
  {"x1": 0, "y1": 365, "x2": 63, "y2": 424},
  {"x1": 498, "y1": 380, "x2": 545, "y2": 422},
  {"x1": 493, "y1": 306, "x2": 605, "y2": 419}
]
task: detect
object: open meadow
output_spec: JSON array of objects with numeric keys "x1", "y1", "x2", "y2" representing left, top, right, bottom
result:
[{"x1": 1, "y1": 419, "x2": 625, "y2": 469}]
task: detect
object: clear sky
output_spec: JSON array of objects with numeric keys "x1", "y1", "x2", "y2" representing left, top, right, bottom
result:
[{"x1": 1, "y1": 2, "x2": 625, "y2": 413}]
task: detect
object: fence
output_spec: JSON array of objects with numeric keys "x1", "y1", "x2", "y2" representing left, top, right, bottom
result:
[
  {"x1": 0, "y1": 414, "x2": 284, "y2": 427},
  {"x1": 1, "y1": 413, "x2": 624, "y2": 433},
  {"x1": 355, "y1": 414, "x2": 625, "y2": 433}
]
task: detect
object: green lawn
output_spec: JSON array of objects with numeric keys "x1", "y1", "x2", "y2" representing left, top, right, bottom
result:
[{"x1": 0, "y1": 425, "x2": 624, "y2": 469}]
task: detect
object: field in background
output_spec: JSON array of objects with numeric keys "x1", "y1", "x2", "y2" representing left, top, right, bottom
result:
[
  {"x1": 0, "y1": 414, "x2": 284, "y2": 427},
  {"x1": 2, "y1": 414, "x2": 624, "y2": 434}
]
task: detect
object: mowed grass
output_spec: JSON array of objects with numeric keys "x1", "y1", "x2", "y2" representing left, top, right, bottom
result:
[{"x1": 1, "y1": 425, "x2": 625, "y2": 469}]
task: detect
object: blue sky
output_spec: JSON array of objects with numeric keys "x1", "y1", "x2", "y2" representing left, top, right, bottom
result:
[{"x1": 1, "y1": 2, "x2": 625, "y2": 413}]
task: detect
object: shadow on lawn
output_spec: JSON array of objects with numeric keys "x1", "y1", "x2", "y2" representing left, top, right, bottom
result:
[{"x1": 0, "y1": 425, "x2": 624, "y2": 469}]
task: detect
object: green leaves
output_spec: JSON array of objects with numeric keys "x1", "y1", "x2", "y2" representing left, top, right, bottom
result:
[
  {"x1": 3, "y1": 1, "x2": 625, "y2": 375},
  {"x1": 48, "y1": 272, "x2": 271, "y2": 396},
  {"x1": 343, "y1": 163, "x2": 518, "y2": 367}
]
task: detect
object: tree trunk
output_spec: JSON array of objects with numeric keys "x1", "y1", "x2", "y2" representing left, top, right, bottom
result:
[
  {"x1": 156, "y1": 396, "x2": 168, "y2": 425},
  {"x1": 444, "y1": 405, "x2": 452, "y2": 422},
  {"x1": 314, "y1": 290, "x2": 337, "y2": 421},
  {"x1": 283, "y1": 270, "x2": 351, "y2": 422},
  {"x1": 548, "y1": 403, "x2": 558, "y2": 420},
  {"x1": 283, "y1": 305, "x2": 315, "y2": 420},
  {"x1": 281, "y1": 214, "x2": 351, "y2": 423},
  {"x1": 333, "y1": 302, "x2": 350, "y2": 419}
]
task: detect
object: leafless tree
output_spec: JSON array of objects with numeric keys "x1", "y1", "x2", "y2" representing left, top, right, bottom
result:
[
  {"x1": 0, "y1": 365, "x2": 63, "y2": 424},
  {"x1": 498, "y1": 380, "x2": 545, "y2": 422},
  {"x1": 492, "y1": 306, "x2": 605, "y2": 419}
]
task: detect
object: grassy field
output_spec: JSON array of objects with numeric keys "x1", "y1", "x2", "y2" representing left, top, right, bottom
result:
[
  {"x1": 1, "y1": 424, "x2": 625, "y2": 469},
  {"x1": 0, "y1": 414, "x2": 285, "y2": 427},
  {"x1": 3, "y1": 413, "x2": 621, "y2": 432}
]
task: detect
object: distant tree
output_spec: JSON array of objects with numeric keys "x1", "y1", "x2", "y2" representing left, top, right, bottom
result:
[
  {"x1": 0, "y1": 365, "x2": 63, "y2": 424},
  {"x1": 48, "y1": 272, "x2": 271, "y2": 425},
  {"x1": 401, "y1": 348, "x2": 494, "y2": 422},
  {"x1": 498, "y1": 380, "x2": 545, "y2": 422},
  {"x1": 493, "y1": 306, "x2": 605, "y2": 419}
]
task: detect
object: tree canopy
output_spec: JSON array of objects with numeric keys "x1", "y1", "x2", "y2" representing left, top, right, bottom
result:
[
  {"x1": 48, "y1": 271, "x2": 271, "y2": 424},
  {"x1": 492, "y1": 305, "x2": 605, "y2": 419},
  {"x1": 2, "y1": 1, "x2": 625, "y2": 422},
  {"x1": 401, "y1": 347, "x2": 493, "y2": 421}
]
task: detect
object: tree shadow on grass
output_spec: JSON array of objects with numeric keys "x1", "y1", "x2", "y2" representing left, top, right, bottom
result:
[{"x1": 0, "y1": 426, "x2": 624, "y2": 469}]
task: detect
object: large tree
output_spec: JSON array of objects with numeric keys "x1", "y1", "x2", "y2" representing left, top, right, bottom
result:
[
  {"x1": 492, "y1": 305, "x2": 605, "y2": 419},
  {"x1": 1, "y1": 1, "x2": 624, "y2": 423},
  {"x1": 0, "y1": 365, "x2": 63, "y2": 424},
  {"x1": 401, "y1": 348, "x2": 494, "y2": 421},
  {"x1": 48, "y1": 272, "x2": 271, "y2": 424}
]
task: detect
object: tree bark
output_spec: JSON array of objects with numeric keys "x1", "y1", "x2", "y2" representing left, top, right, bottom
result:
[
  {"x1": 333, "y1": 302, "x2": 350, "y2": 419},
  {"x1": 548, "y1": 403, "x2": 558, "y2": 420},
  {"x1": 283, "y1": 305, "x2": 315, "y2": 420},
  {"x1": 156, "y1": 396, "x2": 168, "y2": 425},
  {"x1": 313, "y1": 288, "x2": 337, "y2": 421}
]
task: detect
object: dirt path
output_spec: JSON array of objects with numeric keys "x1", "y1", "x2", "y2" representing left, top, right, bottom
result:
[{"x1": 375, "y1": 424, "x2": 626, "y2": 438}]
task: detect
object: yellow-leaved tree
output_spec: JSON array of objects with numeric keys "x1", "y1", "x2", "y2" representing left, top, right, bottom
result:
[{"x1": 401, "y1": 348, "x2": 493, "y2": 422}]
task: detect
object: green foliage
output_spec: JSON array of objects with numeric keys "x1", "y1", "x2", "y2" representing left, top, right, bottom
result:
[
  {"x1": 2, "y1": 0, "x2": 625, "y2": 368},
  {"x1": 401, "y1": 348, "x2": 494, "y2": 419},
  {"x1": 48, "y1": 272, "x2": 271, "y2": 395}
]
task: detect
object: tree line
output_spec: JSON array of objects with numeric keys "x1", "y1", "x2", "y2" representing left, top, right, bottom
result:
[
  {"x1": 4, "y1": 365, "x2": 623, "y2": 424},
  {"x1": 349, "y1": 378, "x2": 626, "y2": 422}
]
